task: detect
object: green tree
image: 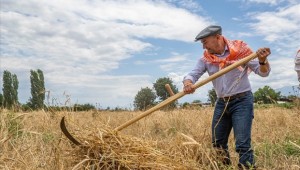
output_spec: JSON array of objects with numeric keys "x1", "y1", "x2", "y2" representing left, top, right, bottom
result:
[
  {"x1": 29, "y1": 69, "x2": 45, "y2": 110},
  {"x1": 74, "y1": 103, "x2": 96, "y2": 111},
  {"x1": 2, "y1": 70, "x2": 19, "y2": 109},
  {"x1": 134, "y1": 87, "x2": 156, "y2": 111},
  {"x1": 12, "y1": 74, "x2": 19, "y2": 105},
  {"x1": 192, "y1": 99, "x2": 201, "y2": 104},
  {"x1": 153, "y1": 77, "x2": 178, "y2": 108},
  {"x1": 254, "y1": 85, "x2": 281, "y2": 104},
  {"x1": 0, "y1": 93, "x2": 3, "y2": 107},
  {"x1": 208, "y1": 88, "x2": 217, "y2": 106}
]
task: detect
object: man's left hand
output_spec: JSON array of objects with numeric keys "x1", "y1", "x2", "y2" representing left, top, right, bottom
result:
[{"x1": 256, "y1": 47, "x2": 271, "y2": 63}]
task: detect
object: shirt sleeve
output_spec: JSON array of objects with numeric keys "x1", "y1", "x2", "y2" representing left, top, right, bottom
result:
[{"x1": 183, "y1": 58, "x2": 207, "y2": 84}]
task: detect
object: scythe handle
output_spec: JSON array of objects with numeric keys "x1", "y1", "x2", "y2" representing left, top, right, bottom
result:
[{"x1": 114, "y1": 53, "x2": 258, "y2": 131}]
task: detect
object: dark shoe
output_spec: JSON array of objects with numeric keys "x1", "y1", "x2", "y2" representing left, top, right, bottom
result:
[
  {"x1": 238, "y1": 163, "x2": 257, "y2": 170},
  {"x1": 222, "y1": 156, "x2": 231, "y2": 165},
  {"x1": 214, "y1": 148, "x2": 231, "y2": 165}
]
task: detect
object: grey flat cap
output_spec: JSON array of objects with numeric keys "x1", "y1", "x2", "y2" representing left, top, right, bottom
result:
[{"x1": 195, "y1": 25, "x2": 222, "y2": 41}]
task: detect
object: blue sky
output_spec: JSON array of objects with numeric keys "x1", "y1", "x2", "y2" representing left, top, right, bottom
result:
[{"x1": 1, "y1": 0, "x2": 299, "y2": 109}]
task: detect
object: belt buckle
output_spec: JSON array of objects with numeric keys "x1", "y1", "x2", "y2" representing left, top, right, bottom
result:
[{"x1": 222, "y1": 96, "x2": 230, "y2": 101}]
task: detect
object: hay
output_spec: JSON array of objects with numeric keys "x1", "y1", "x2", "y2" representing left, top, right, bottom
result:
[{"x1": 64, "y1": 124, "x2": 199, "y2": 170}]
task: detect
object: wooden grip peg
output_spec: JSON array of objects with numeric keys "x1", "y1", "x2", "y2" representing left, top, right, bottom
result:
[{"x1": 165, "y1": 84, "x2": 175, "y2": 96}]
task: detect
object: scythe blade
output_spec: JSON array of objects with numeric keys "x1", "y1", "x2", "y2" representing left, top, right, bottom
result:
[{"x1": 60, "y1": 116, "x2": 82, "y2": 146}]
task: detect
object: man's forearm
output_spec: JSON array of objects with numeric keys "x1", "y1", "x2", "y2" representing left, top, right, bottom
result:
[{"x1": 259, "y1": 61, "x2": 270, "y2": 73}]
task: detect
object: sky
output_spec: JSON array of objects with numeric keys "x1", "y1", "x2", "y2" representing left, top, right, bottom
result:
[{"x1": 0, "y1": 0, "x2": 299, "y2": 109}]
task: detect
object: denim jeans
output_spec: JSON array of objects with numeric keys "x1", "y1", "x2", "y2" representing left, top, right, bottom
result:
[{"x1": 212, "y1": 91, "x2": 255, "y2": 167}]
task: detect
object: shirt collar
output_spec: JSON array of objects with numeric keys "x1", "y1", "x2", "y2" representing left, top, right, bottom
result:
[{"x1": 214, "y1": 45, "x2": 229, "y2": 58}]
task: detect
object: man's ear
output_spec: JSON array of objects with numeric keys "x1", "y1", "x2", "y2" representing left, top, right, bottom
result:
[{"x1": 216, "y1": 34, "x2": 222, "y2": 39}]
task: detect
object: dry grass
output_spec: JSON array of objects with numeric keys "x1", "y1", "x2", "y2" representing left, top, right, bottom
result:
[{"x1": 0, "y1": 107, "x2": 299, "y2": 170}]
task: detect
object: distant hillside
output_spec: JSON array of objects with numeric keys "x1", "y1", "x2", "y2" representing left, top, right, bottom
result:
[{"x1": 275, "y1": 85, "x2": 300, "y2": 97}]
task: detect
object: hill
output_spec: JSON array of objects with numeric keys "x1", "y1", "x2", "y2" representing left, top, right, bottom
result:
[{"x1": 275, "y1": 85, "x2": 300, "y2": 97}]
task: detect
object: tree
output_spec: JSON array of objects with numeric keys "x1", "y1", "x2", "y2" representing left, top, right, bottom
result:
[
  {"x1": 0, "y1": 93, "x2": 3, "y2": 107},
  {"x1": 12, "y1": 74, "x2": 19, "y2": 106},
  {"x1": 29, "y1": 69, "x2": 45, "y2": 109},
  {"x1": 208, "y1": 88, "x2": 217, "y2": 106},
  {"x1": 192, "y1": 99, "x2": 201, "y2": 104},
  {"x1": 254, "y1": 86, "x2": 281, "y2": 104},
  {"x1": 153, "y1": 77, "x2": 178, "y2": 108},
  {"x1": 134, "y1": 87, "x2": 156, "y2": 111},
  {"x1": 74, "y1": 103, "x2": 96, "y2": 111},
  {"x1": 2, "y1": 70, "x2": 19, "y2": 109}
]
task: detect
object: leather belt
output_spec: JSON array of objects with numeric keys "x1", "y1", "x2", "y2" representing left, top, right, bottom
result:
[{"x1": 219, "y1": 91, "x2": 250, "y2": 101}]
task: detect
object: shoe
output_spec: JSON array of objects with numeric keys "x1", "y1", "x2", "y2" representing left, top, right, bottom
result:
[{"x1": 238, "y1": 163, "x2": 257, "y2": 170}]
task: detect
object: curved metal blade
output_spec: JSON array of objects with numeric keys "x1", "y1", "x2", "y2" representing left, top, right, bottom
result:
[{"x1": 60, "y1": 116, "x2": 82, "y2": 145}]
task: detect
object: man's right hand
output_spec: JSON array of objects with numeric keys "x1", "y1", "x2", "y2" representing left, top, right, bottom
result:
[{"x1": 183, "y1": 80, "x2": 195, "y2": 94}]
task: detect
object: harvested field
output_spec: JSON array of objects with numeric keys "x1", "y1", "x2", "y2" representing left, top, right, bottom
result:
[{"x1": 1, "y1": 107, "x2": 299, "y2": 169}]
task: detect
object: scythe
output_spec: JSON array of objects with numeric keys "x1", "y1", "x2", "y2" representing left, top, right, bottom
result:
[{"x1": 60, "y1": 52, "x2": 258, "y2": 145}]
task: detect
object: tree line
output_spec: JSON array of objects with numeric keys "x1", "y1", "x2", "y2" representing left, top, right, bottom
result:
[
  {"x1": 1, "y1": 69, "x2": 46, "y2": 111},
  {"x1": 1, "y1": 69, "x2": 298, "y2": 112},
  {"x1": 133, "y1": 78, "x2": 299, "y2": 110},
  {"x1": 1, "y1": 69, "x2": 98, "y2": 111}
]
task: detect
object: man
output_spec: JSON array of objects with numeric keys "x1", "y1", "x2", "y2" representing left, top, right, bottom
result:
[
  {"x1": 295, "y1": 50, "x2": 300, "y2": 85},
  {"x1": 183, "y1": 25, "x2": 271, "y2": 169}
]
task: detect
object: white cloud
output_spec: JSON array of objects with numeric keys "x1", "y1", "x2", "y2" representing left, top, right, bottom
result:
[
  {"x1": 4, "y1": 0, "x2": 297, "y2": 108},
  {"x1": 242, "y1": 0, "x2": 298, "y2": 6},
  {"x1": 249, "y1": 5, "x2": 300, "y2": 39},
  {"x1": 155, "y1": 53, "x2": 198, "y2": 73},
  {"x1": 247, "y1": 4, "x2": 300, "y2": 90},
  {"x1": 248, "y1": 4, "x2": 300, "y2": 57},
  {"x1": 155, "y1": 55, "x2": 187, "y2": 63},
  {"x1": 166, "y1": 0, "x2": 203, "y2": 12},
  {"x1": 0, "y1": 0, "x2": 211, "y2": 107},
  {"x1": 245, "y1": 0, "x2": 284, "y2": 5}
]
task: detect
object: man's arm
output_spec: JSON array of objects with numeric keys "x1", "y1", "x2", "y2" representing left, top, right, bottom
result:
[
  {"x1": 182, "y1": 59, "x2": 206, "y2": 94},
  {"x1": 256, "y1": 47, "x2": 271, "y2": 73}
]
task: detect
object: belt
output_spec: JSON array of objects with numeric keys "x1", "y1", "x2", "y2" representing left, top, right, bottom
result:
[{"x1": 219, "y1": 91, "x2": 250, "y2": 101}]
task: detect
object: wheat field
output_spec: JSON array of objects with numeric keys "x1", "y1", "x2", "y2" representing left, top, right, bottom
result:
[{"x1": 1, "y1": 106, "x2": 299, "y2": 170}]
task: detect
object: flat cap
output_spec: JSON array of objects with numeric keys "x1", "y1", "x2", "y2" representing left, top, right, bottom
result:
[{"x1": 195, "y1": 25, "x2": 222, "y2": 42}]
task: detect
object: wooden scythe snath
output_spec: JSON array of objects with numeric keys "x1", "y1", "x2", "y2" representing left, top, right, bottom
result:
[
  {"x1": 114, "y1": 53, "x2": 258, "y2": 131},
  {"x1": 60, "y1": 53, "x2": 258, "y2": 145}
]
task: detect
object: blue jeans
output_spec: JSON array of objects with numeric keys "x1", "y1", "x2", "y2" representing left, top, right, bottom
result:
[{"x1": 212, "y1": 91, "x2": 255, "y2": 167}]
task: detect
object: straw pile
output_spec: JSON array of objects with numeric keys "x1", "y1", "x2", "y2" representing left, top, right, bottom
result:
[{"x1": 64, "y1": 124, "x2": 199, "y2": 170}]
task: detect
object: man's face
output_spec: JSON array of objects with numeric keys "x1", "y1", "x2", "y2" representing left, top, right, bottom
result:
[{"x1": 200, "y1": 35, "x2": 219, "y2": 54}]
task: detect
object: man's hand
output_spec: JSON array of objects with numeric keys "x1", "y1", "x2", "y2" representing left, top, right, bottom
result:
[
  {"x1": 183, "y1": 80, "x2": 195, "y2": 94},
  {"x1": 256, "y1": 47, "x2": 271, "y2": 63},
  {"x1": 256, "y1": 47, "x2": 271, "y2": 73}
]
